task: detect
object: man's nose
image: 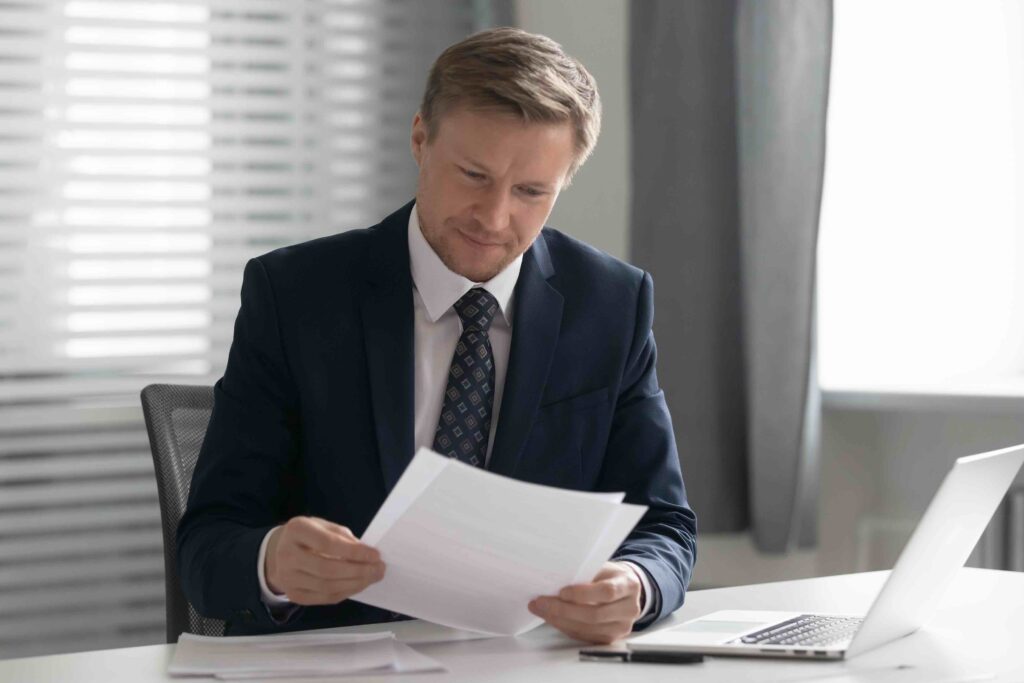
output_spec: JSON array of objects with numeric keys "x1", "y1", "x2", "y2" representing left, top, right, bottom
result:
[{"x1": 473, "y1": 188, "x2": 511, "y2": 233}]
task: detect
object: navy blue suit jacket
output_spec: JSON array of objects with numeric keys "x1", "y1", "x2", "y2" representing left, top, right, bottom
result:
[{"x1": 177, "y1": 201, "x2": 697, "y2": 635}]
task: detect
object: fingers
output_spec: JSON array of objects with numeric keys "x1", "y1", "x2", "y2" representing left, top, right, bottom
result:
[
  {"x1": 285, "y1": 572, "x2": 384, "y2": 605},
  {"x1": 553, "y1": 617, "x2": 626, "y2": 645},
  {"x1": 530, "y1": 594, "x2": 638, "y2": 626},
  {"x1": 268, "y1": 516, "x2": 386, "y2": 606},
  {"x1": 278, "y1": 567, "x2": 384, "y2": 605},
  {"x1": 296, "y1": 551, "x2": 385, "y2": 581},
  {"x1": 287, "y1": 517, "x2": 380, "y2": 562},
  {"x1": 287, "y1": 583, "x2": 375, "y2": 606},
  {"x1": 557, "y1": 561, "x2": 640, "y2": 604},
  {"x1": 528, "y1": 564, "x2": 644, "y2": 644},
  {"x1": 529, "y1": 598, "x2": 635, "y2": 644},
  {"x1": 557, "y1": 577, "x2": 631, "y2": 605}
]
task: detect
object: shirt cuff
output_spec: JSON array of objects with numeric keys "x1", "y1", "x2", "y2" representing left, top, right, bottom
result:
[
  {"x1": 619, "y1": 561, "x2": 655, "y2": 620},
  {"x1": 257, "y1": 526, "x2": 294, "y2": 607}
]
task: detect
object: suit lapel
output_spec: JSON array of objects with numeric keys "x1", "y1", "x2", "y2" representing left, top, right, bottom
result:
[
  {"x1": 488, "y1": 232, "x2": 563, "y2": 478},
  {"x1": 362, "y1": 203, "x2": 416, "y2": 493}
]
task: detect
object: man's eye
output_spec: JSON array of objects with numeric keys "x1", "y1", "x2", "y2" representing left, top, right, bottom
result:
[
  {"x1": 462, "y1": 169, "x2": 485, "y2": 180},
  {"x1": 519, "y1": 187, "x2": 544, "y2": 198}
]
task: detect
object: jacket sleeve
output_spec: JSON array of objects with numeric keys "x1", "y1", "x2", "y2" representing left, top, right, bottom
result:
[
  {"x1": 605, "y1": 271, "x2": 698, "y2": 628},
  {"x1": 176, "y1": 257, "x2": 306, "y2": 630}
]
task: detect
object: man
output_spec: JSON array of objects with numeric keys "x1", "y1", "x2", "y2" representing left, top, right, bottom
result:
[{"x1": 178, "y1": 27, "x2": 696, "y2": 645}]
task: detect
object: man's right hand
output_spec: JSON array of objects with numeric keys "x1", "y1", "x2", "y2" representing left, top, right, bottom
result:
[{"x1": 264, "y1": 516, "x2": 385, "y2": 606}]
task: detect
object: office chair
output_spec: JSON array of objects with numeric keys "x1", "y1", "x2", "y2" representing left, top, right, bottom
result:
[{"x1": 141, "y1": 383, "x2": 225, "y2": 643}]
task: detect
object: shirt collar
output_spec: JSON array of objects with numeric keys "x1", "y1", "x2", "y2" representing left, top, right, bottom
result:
[{"x1": 408, "y1": 204, "x2": 521, "y2": 326}]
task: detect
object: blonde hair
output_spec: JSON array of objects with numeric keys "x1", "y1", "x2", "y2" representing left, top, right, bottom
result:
[{"x1": 419, "y1": 27, "x2": 602, "y2": 182}]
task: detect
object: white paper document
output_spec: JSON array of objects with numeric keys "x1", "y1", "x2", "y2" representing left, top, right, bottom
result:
[
  {"x1": 168, "y1": 631, "x2": 444, "y2": 679},
  {"x1": 355, "y1": 448, "x2": 648, "y2": 635}
]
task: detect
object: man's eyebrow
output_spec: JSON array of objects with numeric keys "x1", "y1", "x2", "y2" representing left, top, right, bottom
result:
[
  {"x1": 459, "y1": 155, "x2": 492, "y2": 173},
  {"x1": 518, "y1": 179, "x2": 556, "y2": 192},
  {"x1": 460, "y1": 156, "x2": 556, "y2": 191}
]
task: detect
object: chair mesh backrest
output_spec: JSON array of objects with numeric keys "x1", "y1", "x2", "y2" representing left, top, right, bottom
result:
[{"x1": 141, "y1": 383, "x2": 226, "y2": 642}]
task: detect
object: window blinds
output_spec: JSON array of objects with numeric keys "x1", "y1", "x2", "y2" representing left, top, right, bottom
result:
[{"x1": 0, "y1": 0, "x2": 486, "y2": 659}]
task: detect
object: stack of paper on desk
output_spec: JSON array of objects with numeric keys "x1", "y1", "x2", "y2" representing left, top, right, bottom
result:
[
  {"x1": 168, "y1": 631, "x2": 444, "y2": 679},
  {"x1": 355, "y1": 448, "x2": 648, "y2": 635}
]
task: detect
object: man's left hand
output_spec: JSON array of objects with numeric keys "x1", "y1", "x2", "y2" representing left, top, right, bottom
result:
[{"x1": 528, "y1": 561, "x2": 643, "y2": 644}]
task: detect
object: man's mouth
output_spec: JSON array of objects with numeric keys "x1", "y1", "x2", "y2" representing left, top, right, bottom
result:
[{"x1": 459, "y1": 230, "x2": 503, "y2": 248}]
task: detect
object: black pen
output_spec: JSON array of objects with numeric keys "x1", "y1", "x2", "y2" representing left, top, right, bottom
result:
[{"x1": 579, "y1": 647, "x2": 704, "y2": 664}]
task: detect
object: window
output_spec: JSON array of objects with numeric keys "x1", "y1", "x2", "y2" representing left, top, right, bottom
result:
[
  {"x1": 0, "y1": 0, "x2": 485, "y2": 658},
  {"x1": 818, "y1": 0, "x2": 1024, "y2": 394}
]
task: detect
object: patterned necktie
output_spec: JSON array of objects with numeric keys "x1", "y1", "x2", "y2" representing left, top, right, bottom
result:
[{"x1": 432, "y1": 287, "x2": 499, "y2": 468}]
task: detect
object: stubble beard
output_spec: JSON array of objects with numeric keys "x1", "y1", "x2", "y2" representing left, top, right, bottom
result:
[{"x1": 421, "y1": 216, "x2": 514, "y2": 284}]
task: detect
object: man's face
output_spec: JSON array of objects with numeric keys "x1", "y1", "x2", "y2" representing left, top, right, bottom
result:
[{"x1": 411, "y1": 106, "x2": 576, "y2": 283}]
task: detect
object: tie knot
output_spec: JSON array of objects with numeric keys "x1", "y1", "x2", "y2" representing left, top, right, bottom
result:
[{"x1": 453, "y1": 288, "x2": 499, "y2": 333}]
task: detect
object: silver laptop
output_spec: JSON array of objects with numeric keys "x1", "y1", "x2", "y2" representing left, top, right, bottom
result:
[{"x1": 628, "y1": 443, "x2": 1024, "y2": 660}]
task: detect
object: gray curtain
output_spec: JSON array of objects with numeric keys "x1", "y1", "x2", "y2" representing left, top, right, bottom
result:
[{"x1": 630, "y1": 0, "x2": 832, "y2": 552}]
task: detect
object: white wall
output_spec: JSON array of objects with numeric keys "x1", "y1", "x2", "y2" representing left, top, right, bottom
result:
[
  {"x1": 515, "y1": 0, "x2": 630, "y2": 261},
  {"x1": 819, "y1": 396, "x2": 1024, "y2": 575},
  {"x1": 693, "y1": 400, "x2": 1024, "y2": 589}
]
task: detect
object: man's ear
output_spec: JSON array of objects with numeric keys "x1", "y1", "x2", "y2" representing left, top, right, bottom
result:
[{"x1": 410, "y1": 113, "x2": 427, "y2": 166}]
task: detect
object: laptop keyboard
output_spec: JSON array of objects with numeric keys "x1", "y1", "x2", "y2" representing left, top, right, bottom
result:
[{"x1": 731, "y1": 615, "x2": 863, "y2": 648}]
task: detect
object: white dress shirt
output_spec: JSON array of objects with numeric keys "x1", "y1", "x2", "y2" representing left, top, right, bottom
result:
[
  {"x1": 407, "y1": 207, "x2": 520, "y2": 466},
  {"x1": 257, "y1": 204, "x2": 651, "y2": 620}
]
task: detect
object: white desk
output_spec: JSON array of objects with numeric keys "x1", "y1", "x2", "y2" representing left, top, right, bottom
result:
[{"x1": 3, "y1": 568, "x2": 1022, "y2": 682}]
